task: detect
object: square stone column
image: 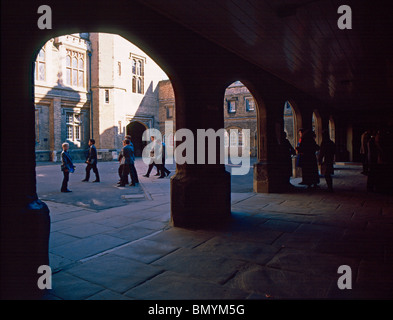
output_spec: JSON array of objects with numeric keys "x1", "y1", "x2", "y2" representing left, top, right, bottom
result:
[
  {"x1": 171, "y1": 165, "x2": 231, "y2": 228},
  {"x1": 169, "y1": 84, "x2": 231, "y2": 228}
]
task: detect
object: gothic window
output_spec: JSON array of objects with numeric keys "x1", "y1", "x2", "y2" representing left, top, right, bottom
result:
[
  {"x1": 131, "y1": 57, "x2": 144, "y2": 94},
  {"x1": 35, "y1": 48, "x2": 46, "y2": 81},
  {"x1": 65, "y1": 49, "x2": 85, "y2": 88}
]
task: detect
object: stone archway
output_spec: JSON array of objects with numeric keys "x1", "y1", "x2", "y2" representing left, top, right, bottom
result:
[{"x1": 126, "y1": 121, "x2": 148, "y2": 157}]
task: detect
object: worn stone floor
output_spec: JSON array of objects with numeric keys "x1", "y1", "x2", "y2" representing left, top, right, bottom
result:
[{"x1": 35, "y1": 160, "x2": 393, "y2": 300}]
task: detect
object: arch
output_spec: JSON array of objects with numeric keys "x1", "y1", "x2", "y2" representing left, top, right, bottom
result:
[
  {"x1": 222, "y1": 79, "x2": 267, "y2": 161},
  {"x1": 283, "y1": 100, "x2": 303, "y2": 149},
  {"x1": 329, "y1": 115, "x2": 336, "y2": 142},
  {"x1": 126, "y1": 120, "x2": 148, "y2": 157},
  {"x1": 312, "y1": 109, "x2": 323, "y2": 145}
]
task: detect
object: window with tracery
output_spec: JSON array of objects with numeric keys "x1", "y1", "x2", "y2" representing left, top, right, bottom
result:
[{"x1": 65, "y1": 49, "x2": 85, "y2": 88}]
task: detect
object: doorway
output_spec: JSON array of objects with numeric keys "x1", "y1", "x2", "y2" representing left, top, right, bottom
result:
[{"x1": 126, "y1": 121, "x2": 148, "y2": 157}]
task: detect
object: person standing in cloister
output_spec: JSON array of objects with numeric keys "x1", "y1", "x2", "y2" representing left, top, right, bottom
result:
[{"x1": 296, "y1": 129, "x2": 320, "y2": 189}]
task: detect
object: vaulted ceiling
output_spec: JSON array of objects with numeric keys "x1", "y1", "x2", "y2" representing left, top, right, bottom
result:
[{"x1": 139, "y1": 0, "x2": 393, "y2": 110}]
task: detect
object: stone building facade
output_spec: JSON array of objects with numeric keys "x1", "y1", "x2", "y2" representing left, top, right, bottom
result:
[
  {"x1": 34, "y1": 33, "x2": 168, "y2": 161},
  {"x1": 34, "y1": 33, "x2": 92, "y2": 161}
]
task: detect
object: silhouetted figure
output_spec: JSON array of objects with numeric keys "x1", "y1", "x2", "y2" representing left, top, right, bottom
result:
[
  {"x1": 60, "y1": 142, "x2": 75, "y2": 193},
  {"x1": 279, "y1": 131, "x2": 296, "y2": 187},
  {"x1": 296, "y1": 128, "x2": 306, "y2": 185},
  {"x1": 360, "y1": 130, "x2": 371, "y2": 175},
  {"x1": 82, "y1": 138, "x2": 100, "y2": 182},
  {"x1": 318, "y1": 131, "x2": 336, "y2": 192},
  {"x1": 296, "y1": 130, "x2": 320, "y2": 188}
]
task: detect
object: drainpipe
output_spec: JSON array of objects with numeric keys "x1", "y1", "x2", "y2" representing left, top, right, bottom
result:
[{"x1": 88, "y1": 51, "x2": 93, "y2": 139}]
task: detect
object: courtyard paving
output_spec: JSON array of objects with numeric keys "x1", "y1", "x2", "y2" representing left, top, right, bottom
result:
[{"x1": 36, "y1": 159, "x2": 393, "y2": 300}]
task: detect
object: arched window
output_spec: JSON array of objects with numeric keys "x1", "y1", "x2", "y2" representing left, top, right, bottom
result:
[
  {"x1": 283, "y1": 101, "x2": 296, "y2": 148},
  {"x1": 131, "y1": 56, "x2": 144, "y2": 94},
  {"x1": 65, "y1": 49, "x2": 85, "y2": 88},
  {"x1": 36, "y1": 48, "x2": 46, "y2": 81}
]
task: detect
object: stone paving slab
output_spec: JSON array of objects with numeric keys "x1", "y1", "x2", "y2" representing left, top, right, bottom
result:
[
  {"x1": 50, "y1": 234, "x2": 128, "y2": 261},
  {"x1": 65, "y1": 254, "x2": 165, "y2": 294},
  {"x1": 194, "y1": 236, "x2": 280, "y2": 265},
  {"x1": 225, "y1": 264, "x2": 334, "y2": 299},
  {"x1": 124, "y1": 271, "x2": 249, "y2": 300},
  {"x1": 49, "y1": 272, "x2": 105, "y2": 300},
  {"x1": 265, "y1": 247, "x2": 359, "y2": 279},
  {"x1": 111, "y1": 239, "x2": 178, "y2": 264},
  {"x1": 151, "y1": 247, "x2": 247, "y2": 284}
]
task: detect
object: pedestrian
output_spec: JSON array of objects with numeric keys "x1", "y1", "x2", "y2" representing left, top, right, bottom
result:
[
  {"x1": 296, "y1": 128, "x2": 306, "y2": 185},
  {"x1": 143, "y1": 136, "x2": 160, "y2": 178},
  {"x1": 118, "y1": 135, "x2": 132, "y2": 184},
  {"x1": 82, "y1": 138, "x2": 100, "y2": 182},
  {"x1": 157, "y1": 139, "x2": 171, "y2": 178},
  {"x1": 296, "y1": 129, "x2": 320, "y2": 188},
  {"x1": 366, "y1": 130, "x2": 379, "y2": 192},
  {"x1": 318, "y1": 131, "x2": 336, "y2": 192},
  {"x1": 279, "y1": 131, "x2": 296, "y2": 187},
  {"x1": 119, "y1": 139, "x2": 139, "y2": 187},
  {"x1": 360, "y1": 129, "x2": 370, "y2": 175},
  {"x1": 60, "y1": 142, "x2": 75, "y2": 193}
]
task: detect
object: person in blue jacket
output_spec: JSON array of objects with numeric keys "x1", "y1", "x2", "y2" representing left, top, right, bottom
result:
[{"x1": 61, "y1": 142, "x2": 75, "y2": 193}]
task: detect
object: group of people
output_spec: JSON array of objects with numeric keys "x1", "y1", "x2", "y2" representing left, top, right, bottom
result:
[
  {"x1": 280, "y1": 128, "x2": 336, "y2": 192},
  {"x1": 60, "y1": 138, "x2": 100, "y2": 193},
  {"x1": 60, "y1": 135, "x2": 171, "y2": 192}
]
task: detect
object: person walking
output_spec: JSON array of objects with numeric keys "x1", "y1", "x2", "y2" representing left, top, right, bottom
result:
[
  {"x1": 296, "y1": 128, "x2": 306, "y2": 185},
  {"x1": 60, "y1": 142, "x2": 75, "y2": 193},
  {"x1": 318, "y1": 131, "x2": 336, "y2": 192},
  {"x1": 82, "y1": 138, "x2": 100, "y2": 182},
  {"x1": 118, "y1": 135, "x2": 132, "y2": 184},
  {"x1": 296, "y1": 129, "x2": 320, "y2": 188},
  {"x1": 119, "y1": 139, "x2": 139, "y2": 187},
  {"x1": 143, "y1": 136, "x2": 160, "y2": 178},
  {"x1": 360, "y1": 130, "x2": 370, "y2": 175},
  {"x1": 157, "y1": 139, "x2": 171, "y2": 178}
]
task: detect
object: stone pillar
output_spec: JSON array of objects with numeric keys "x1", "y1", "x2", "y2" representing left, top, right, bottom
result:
[
  {"x1": 253, "y1": 98, "x2": 286, "y2": 193},
  {"x1": 170, "y1": 83, "x2": 231, "y2": 228},
  {"x1": 1, "y1": 37, "x2": 50, "y2": 298}
]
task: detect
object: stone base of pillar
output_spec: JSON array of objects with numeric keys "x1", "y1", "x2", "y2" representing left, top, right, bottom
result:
[
  {"x1": 253, "y1": 161, "x2": 288, "y2": 193},
  {"x1": 0, "y1": 199, "x2": 50, "y2": 299},
  {"x1": 170, "y1": 166, "x2": 231, "y2": 228}
]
